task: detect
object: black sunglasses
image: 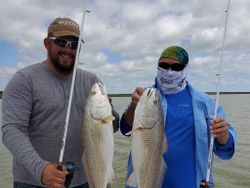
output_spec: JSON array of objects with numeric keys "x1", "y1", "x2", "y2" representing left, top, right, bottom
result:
[
  {"x1": 49, "y1": 37, "x2": 78, "y2": 50},
  {"x1": 158, "y1": 62, "x2": 186, "y2": 71}
]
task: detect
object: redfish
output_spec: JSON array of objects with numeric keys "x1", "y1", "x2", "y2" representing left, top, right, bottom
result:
[
  {"x1": 127, "y1": 88, "x2": 167, "y2": 188},
  {"x1": 81, "y1": 83, "x2": 115, "y2": 188}
]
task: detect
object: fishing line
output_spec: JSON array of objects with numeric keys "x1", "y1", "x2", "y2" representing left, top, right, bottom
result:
[
  {"x1": 58, "y1": 0, "x2": 90, "y2": 167},
  {"x1": 201, "y1": 0, "x2": 231, "y2": 187}
]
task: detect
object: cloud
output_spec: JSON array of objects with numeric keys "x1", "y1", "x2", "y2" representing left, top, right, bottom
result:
[{"x1": 0, "y1": 0, "x2": 249, "y2": 93}]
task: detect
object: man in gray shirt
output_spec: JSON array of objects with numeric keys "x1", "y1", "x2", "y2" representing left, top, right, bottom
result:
[{"x1": 1, "y1": 17, "x2": 119, "y2": 188}]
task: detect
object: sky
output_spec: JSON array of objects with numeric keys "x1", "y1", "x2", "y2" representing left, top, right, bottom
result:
[{"x1": 0, "y1": 0, "x2": 249, "y2": 94}]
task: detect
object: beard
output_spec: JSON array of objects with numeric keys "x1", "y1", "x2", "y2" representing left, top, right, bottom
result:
[{"x1": 48, "y1": 49, "x2": 75, "y2": 74}]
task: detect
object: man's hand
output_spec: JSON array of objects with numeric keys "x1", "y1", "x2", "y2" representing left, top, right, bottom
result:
[
  {"x1": 130, "y1": 87, "x2": 144, "y2": 109},
  {"x1": 108, "y1": 96, "x2": 112, "y2": 104},
  {"x1": 124, "y1": 87, "x2": 144, "y2": 127},
  {"x1": 210, "y1": 117, "x2": 229, "y2": 145},
  {"x1": 42, "y1": 163, "x2": 67, "y2": 188}
]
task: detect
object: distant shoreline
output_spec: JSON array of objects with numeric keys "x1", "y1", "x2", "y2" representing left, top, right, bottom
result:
[
  {"x1": 109, "y1": 92, "x2": 250, "y2": 97},
  {"x1": 1, "y1": 91, "x2": 250, "y2": 99}
]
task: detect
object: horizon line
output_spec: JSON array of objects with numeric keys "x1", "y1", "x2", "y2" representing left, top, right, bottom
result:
[{"x1": 1, "y1": 91, "x2": 250, "y2": 99}]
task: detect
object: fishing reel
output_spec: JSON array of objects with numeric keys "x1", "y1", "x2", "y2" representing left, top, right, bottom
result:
[
  {"x1": 64, "y1": 161, "x2": 75, "y2": 188},
  {"x1": 57, "y1": 161, "x2": 76, "y2": 188}
]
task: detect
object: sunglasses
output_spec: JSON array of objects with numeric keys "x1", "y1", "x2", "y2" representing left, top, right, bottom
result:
[
  {"x1": 49, "y1": 37, "x2": 78, "y2": 50},
  {"x1": 158, "y1": 62, "x2": 186, "y2": 71}
]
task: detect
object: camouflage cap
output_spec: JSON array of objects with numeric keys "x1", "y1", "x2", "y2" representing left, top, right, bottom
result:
[
  {"x1": 48, "y1": 17, "x2": 80, "y2": 38},
  {"x1": 159, "y1": 46, "x2": 189, "y2": 65}
]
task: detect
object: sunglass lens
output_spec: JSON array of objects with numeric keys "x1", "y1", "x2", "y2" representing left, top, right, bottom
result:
[
  {"x1": 158, "y1": 63, "x2": 170, "y2": 70},
  {"x1": 71, "y1": 41, "x2": 78, "y2": 50},
  {"x1": 52, "y1": 38, "x2": 78, "y2": 50},
  {"x1": 54, "y1": 38, "x2": 67, "y2": 48},
  {"x1": 158, "y1": 62, "x2": 185, "y2": 71},
  {"x1": 171, "y1": 64, "x2": 185, "y2": 71}
]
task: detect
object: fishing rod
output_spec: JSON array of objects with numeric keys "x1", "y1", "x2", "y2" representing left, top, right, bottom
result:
[
  {"x1": 57, "y1": 0, "x2": 90, "y2": 173},
  {"x1": 200, "y1": 0, "x2": 231, "y2": 187}
]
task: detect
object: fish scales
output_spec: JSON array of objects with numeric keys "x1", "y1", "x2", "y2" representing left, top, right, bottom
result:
[
  {"x1": 81, "y1": 83, "x2": 114, "y2": 188},
  {"x1": 130, "y1": 88, "x2": 167, "y2": 188}
]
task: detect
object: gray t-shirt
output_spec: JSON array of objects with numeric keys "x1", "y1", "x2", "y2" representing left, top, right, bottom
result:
[{"x1": 1, "y1": 62, "x2": 111, "y2": 186}]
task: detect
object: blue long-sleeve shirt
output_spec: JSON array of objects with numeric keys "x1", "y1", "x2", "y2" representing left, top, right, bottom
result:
[{"x1": 121, "y1": 83, "x2": 237, "y2": 188}]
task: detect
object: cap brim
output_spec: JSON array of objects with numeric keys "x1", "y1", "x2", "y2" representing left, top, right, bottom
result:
[{"x1": 51, "y1": 30, "x2": 79, "y2": 38}]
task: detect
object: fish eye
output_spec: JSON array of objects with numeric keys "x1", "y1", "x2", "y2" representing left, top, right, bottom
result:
[{"x1": 153, "y1": 100, "x2": 158, "y2": 104}]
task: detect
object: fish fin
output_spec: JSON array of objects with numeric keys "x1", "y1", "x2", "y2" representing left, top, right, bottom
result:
[
  {"x1": 125, "y1": 125, "x2": 144, "y2": 136},
  {"x1": 132, "y1": 126, "x2": 143, "y2": 132},
  {"x1": 125, "y1": 131, "x2": 132, "y2": 136},
  {"x1": 101, "y1": 114, "x2": 115, "y2": 123},
  {"x1": 126, "y1": 171, "x2": 137, "y2": 187}
]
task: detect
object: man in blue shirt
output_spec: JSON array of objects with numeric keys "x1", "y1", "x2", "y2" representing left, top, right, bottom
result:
[{"x1": 120, "y1": 46, "x2": 237, "y2": 188}]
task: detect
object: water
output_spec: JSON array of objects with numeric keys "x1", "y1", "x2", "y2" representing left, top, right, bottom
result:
[{"x1": 1, "y1": 94, "x2": 250, "y2": 188}]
